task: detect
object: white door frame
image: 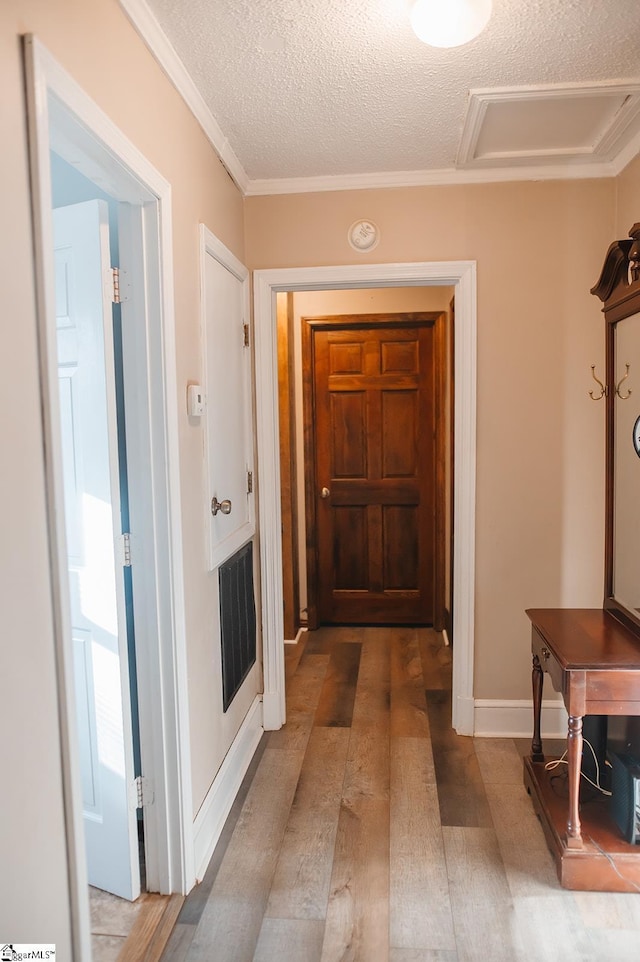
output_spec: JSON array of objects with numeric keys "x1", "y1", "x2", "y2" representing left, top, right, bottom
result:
[
  {"x1": 253, "y1": 263, "x2": 477, "y2": 736},
  {"x1": 25, "y1": 36, "x2": 194, "y2": 959}
]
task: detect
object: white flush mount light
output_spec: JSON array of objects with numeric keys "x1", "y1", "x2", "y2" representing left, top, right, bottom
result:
[{"x1": 411, "y1": 0, "x2": 492, "y2": 48}]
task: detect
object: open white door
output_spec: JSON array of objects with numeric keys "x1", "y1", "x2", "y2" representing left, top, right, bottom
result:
[{"x1": 54, "y1": 199, "x2": 140, "y2": 901}]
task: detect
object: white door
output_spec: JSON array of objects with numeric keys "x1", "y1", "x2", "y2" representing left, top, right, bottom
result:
[
  {"x1": 204, "y1": 249, "x2": 254, "y2": 570},
  {"x1": 54, "y1": 199, "x2": 140, "y2": 901},
  {"x1": 201, "y1": 227, "x2": 259, "y2": 776}
]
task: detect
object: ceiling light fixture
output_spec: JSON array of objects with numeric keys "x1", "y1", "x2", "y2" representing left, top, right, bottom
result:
[{"x1": 410, "y1": 0, "x2": 492, "y2": 48}]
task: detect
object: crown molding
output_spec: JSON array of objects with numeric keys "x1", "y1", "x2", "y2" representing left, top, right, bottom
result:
[
  {"x1": 118, "y1": 1, "x2": 637, "y2": 198},
  {"x1": 244, "y1": 161, "x2": 616, "y2": 196},
  {"x1": 118, "y1": 0, "x2": 249, "y2": 193}
]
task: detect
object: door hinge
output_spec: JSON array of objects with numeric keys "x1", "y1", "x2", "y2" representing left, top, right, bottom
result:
[
  {"x1": 132, "y1": 775, "x2": 154, "y2": 810},
  {"x1": 243, "y1": 323, "x2": 250, "y2": 348},
  {"x1": 112, "y1": 267, "x2": 121, "y2": 304},
  {"x1": 121, "y1": 532, "x2": 132, "y2": 567},
  {"x1": 247, "y1": 469, "x2": 253, "y2": 495}
]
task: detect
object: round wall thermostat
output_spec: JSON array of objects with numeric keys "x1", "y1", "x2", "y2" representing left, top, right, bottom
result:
[{"x1": 348, "y1": 220, "x2": 380, "y2": 252}]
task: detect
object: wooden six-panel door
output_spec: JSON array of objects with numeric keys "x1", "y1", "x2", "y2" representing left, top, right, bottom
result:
[{"x1": 305, "y1": 315, "x2": 437, "y2": 625}]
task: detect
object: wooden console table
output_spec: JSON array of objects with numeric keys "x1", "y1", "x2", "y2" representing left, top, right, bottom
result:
[{"x1": 524, "y1": 608, "x2": 640, "y2": 891}]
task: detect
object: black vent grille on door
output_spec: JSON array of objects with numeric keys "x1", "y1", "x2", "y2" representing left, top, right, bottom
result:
[{"x1": 219, "y1": 541, "x2": 257, "y2": 712}]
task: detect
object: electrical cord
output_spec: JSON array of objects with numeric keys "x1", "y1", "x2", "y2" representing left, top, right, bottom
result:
[
  {"x1": 544, "y1": 737, "x2": 612, "y2": 796},
  {"x1": 588, "y1": 836, "x2": 640, "y2": 893},
  {"x1": 543, "y1": 742, "x2": 640, "y2": 891}
]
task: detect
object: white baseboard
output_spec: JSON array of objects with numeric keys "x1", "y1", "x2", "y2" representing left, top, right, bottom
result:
[
  {"x1": 473, "y1": 699, "x2": 568, "y2": 738},
  {"x1": 284, "y1": 627, "x2": 307, "y2": 646},
  {"x1": 192, "y1": 695, "x2": 263, "y2": 881}
]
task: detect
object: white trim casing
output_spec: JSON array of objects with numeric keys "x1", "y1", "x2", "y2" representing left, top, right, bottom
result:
[
  {"x1": 253, "y1": 262, "x2": 477, "y2": 736},
  {"x1": 24, "y1": 37, "x2": 92, "y2": 962},
  {"x1": 474, "y1": 699, "x2": 569, "y2": 739},
  {"x1": 253, "y1": 275, "x2": 286, "y2": 732},
  {"x1": 243, "y1": 162, "x2": 616, "y2": 196},
  {"x1": 192, "y1": 695, "x2": 263, "y2": 880},
  {"x1": 449, "y1": 263, "x2": 476, "y2": 735},
  {"x1": 24, "y1": 36, "x2": 195, "y2": 956}
]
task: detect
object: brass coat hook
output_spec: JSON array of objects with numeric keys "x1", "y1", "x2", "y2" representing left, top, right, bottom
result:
[
  {"x1": 589, "y1": 365, "x2": 607, "y2": 401},
  {"x1": 616, "y1": 363, "x2": 632, "y2": 400}
]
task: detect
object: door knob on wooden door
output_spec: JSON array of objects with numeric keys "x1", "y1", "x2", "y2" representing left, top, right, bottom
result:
[
  {"x1": 211, "y1": 496, "x2": 232, "y2": 516},
  {"x1": 320, "y1": 487, "x2": 330, "y2": 499}
]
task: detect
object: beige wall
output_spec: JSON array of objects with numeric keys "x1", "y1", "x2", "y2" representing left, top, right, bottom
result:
[
  {"x1": 1, "y1": 0, "x2": 244, "y2": 947},
  {"x1": 245, "y1": 179, "x2": 616, "y2": 700},
  {"x1": 616, "y1": 153, "x2": 640, "y2": 235},
  {"x1": 290, "y1": 287, "x2": 454, "y2": 618}
]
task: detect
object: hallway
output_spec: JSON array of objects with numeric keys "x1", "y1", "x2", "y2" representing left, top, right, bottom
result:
[{"x1": 160, "y1": 628, "x2": 640, "y2": 962}]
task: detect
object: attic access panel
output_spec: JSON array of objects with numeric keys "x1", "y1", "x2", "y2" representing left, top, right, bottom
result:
[{"x1": 458, "y1": 82, "x2": 640, "y2": 169}]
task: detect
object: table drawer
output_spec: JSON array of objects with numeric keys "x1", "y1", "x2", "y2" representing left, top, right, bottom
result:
[
  {"x1": 532, "y1": 627, "x2": 564, "y2": 693},
  {"x1": 585, "y1": 670, "x2": 640, "y2": 710}
]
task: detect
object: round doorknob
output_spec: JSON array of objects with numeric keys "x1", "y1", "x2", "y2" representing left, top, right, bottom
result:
[
  {"x1": 321, "y1": 487, "x2": 330, "y2": 499},
  {"x1": 211, "y1": 497, "x2": 232, "y2": 516}
]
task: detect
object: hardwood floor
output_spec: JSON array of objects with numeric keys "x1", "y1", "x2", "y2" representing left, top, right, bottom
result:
[{"x1": 159, "y1": 628, "x2": 640, "y2": 962}]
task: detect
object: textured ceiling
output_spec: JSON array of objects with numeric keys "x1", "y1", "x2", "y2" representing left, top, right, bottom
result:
[{"x1": 144, "y1": 0, "x2": 640, "y2": 183}]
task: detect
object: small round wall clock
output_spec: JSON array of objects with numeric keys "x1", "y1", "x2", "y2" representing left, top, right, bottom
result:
[
  {"x1": 348, "y1": 220, "x2": 380, "y2": 253},
  {"x1": 633, "y1": 415, "x2": 640, "y2": 457}
]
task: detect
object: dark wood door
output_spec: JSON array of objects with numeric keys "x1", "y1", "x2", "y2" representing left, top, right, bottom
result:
[{"x1": 308, "y1": 317, "x2": 436, "y2": 625}]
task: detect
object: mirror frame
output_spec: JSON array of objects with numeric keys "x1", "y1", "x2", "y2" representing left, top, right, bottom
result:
[{"x1": 592, "y1": 222, "x2": 640, "y2": 631}]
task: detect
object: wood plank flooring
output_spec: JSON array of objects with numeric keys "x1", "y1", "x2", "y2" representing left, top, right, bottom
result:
[{"x1": 160, "y1": 628, "x2": 640, "y2": 962}]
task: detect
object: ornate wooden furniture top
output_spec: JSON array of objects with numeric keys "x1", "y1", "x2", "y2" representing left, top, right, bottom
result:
[{"x1": 524, "y1": 224, "x2": 640, "y2": 892}]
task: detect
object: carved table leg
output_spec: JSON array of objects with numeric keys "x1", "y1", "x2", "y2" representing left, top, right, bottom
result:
[
  {"x1": 531, "y1": 654, "x2": 544, "y2": 762},
  {"x1": 566, "y1": 714, "x2": 584, "y2": 849}
]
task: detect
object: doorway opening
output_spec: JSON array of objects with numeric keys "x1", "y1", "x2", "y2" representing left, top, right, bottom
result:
[
  {"x1": 25, "y1": 36, "x2": 194, "y2": 959},
  {"x1": 276, "y1": 290, "x2": 455, "y2": 635},
  {"x1": 253, "y1": 262, "x2": 476, "y2": 739}
]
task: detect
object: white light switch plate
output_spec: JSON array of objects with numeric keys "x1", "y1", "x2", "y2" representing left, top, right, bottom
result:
[{"x1": 187, "y1": 383, "x2": 206, "y2": 417}]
